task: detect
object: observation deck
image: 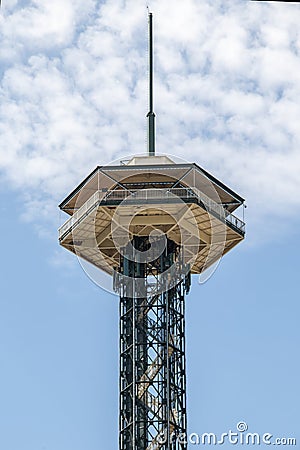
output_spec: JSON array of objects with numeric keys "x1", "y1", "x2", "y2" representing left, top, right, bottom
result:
[{"x1": 59, "y1": 156, "x2": 245, "y2": 276}]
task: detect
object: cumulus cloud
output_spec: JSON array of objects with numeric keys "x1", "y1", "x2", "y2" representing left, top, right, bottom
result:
[{"x1": 1, "y1": 0, "x2": 300, "y2": 244}]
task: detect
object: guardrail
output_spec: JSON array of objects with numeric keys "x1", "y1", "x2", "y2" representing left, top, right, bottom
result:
[
  {"x1": 59, "y1": 187, "x2": 245, "y2": 240},
  {"x1": 58, "y1": 190, "x2": 104, "y2": 237}
]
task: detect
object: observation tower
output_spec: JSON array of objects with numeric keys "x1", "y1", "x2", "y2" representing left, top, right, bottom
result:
[{"x1": 58, "y1": 13, "x2": 245, "y2": 450}]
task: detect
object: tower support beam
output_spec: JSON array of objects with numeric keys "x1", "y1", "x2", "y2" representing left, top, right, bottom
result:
[{"x1": 116, "y1": 236, "x2": 190, "y2": 450}]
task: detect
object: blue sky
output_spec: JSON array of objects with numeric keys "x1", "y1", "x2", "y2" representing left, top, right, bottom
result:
[{"x1": 0, "y1": 0, "x2": 300, "y2": 449}]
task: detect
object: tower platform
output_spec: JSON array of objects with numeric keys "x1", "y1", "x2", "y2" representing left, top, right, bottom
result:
[{"x1": 59, "y1": 155, "x2": 245, "y2": 278}]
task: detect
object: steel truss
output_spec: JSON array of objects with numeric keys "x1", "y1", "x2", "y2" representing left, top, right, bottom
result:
[{"x1": 114, "y1": 236, "x2": 190, "y2": 450}]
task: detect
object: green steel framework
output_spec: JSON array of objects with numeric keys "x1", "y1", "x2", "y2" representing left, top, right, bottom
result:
[{"x1": 114, "y1": 236, "x2": 191, "y2": 449}]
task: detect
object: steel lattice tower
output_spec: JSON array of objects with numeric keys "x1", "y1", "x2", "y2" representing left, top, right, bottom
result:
[
  {"x1": 115, "y1": 236, "x2": 190, "y2": 449},
  {"x1": 59, "y1": 11, "x2": 245, "y2": 450}
]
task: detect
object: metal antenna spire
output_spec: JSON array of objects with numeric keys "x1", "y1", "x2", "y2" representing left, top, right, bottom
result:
[{"x1": 147, "y1": 11, "x2": 155, "y2": 156}]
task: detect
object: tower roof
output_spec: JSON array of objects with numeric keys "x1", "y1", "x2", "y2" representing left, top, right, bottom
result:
[{"x1": 59, "y1": 158, "x2": 244, "y2": 216}]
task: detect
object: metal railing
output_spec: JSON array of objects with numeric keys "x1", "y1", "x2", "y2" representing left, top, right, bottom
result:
[
  {"x1": 59, "y1": 187, "x2": 245, "y2": 240},
  {"x1": 58, "y1": 190, "x2": 104, "y2": 238}
]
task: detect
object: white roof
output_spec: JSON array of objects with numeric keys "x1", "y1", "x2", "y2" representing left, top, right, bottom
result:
[{"x1": 126, "y1": 155, "x2": 175, "y2": 166}]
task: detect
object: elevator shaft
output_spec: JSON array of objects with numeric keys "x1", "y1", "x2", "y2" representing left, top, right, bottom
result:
[{"x1": 115, "y1": 236, "x2": 190, "y2": 450}]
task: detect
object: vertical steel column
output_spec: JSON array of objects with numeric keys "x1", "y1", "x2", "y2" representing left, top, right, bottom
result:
[{"x1": 116, "y1": 236, "x2": 190, "y2": 450}]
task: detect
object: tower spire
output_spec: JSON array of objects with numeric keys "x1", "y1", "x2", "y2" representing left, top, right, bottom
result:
[{"x1": 147, "y1": 11, "x2": 155, "y2": 156}]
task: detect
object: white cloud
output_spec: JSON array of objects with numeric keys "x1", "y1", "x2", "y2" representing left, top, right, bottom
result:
[{"x1": 1, "y1": 0, "x2": 300, "y2": 243}]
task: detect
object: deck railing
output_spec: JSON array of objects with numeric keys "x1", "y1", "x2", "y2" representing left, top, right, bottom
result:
[{"x1": 59, "y1": 187, "x2": 245, "y2": 240}]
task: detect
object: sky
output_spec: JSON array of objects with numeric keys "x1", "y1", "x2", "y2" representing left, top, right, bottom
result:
[{"x1": 0, "y1": 0, "x2": 300, "y2": 449}]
